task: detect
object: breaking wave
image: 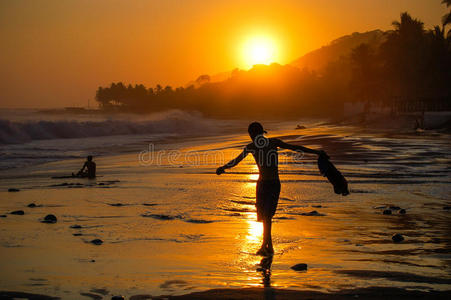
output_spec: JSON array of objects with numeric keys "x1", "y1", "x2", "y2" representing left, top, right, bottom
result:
[{"x1": 0, "y1": 110, "x2": 218, "y2": 144}]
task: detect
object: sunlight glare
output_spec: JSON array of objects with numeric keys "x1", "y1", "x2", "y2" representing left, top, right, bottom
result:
[{"x1": 242, "y1": 36, "x2": 277, "y2": 68}]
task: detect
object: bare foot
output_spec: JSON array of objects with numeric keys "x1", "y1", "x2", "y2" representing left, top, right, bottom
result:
[
  {"x1": 256, "y1": 246, "x2": 274, "y2": 257},
  {"x1": 256, "y1": 247, "x2": 268, "y2": 256}
]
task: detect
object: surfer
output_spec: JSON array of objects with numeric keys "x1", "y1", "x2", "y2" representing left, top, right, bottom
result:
[
  {"x1": 75, "y1": 155, "x2": 96, "y2": 179},
  {"x1": 216, "y1": 122, "x2": 327, "y2": 256}
]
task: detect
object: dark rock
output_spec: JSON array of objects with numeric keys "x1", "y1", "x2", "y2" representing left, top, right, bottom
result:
[
  {"x1": 91, "y1": 259, "x2": 95, "y2": 262},
  {"x1": 10, "y1": 210, "x2": 24, "y2": 215},
  {"x1": 28, "y1": 203, "x2": 37, "y2": 208},
  {"x1": 8, "y1": 188, "x2": 20, "y2": 192},
  {"x1": 392, "y1": 233, "x2": 404, "y2": 243},
  {"x1": 0, "y1": 215, "x2": 7, "y2": 218},
  {"x1": 302, "y1": 210, "x2": 325, "y2": 216},
  {"x1": 111, "y1": 296, "x2": 125, "y2": 300},
  {"x1": 399, "y1": 209, "x2": 406, "y2": 214},
  {"x1": 311, "y1": 205, "x2": 322, "y2": 208},
  {"x1": 382, "y1": 209, "x2": 392, "y2": 215},
  {"x1": 73, "y1": 233, "x2": 83, "y2": 236},
  {"x1": 443, "y1": 206, "x2": 451, "y2": 210},
  {"x1": 108, "y1": 203, "x2": 124, "y2": 207},
  {"x1": 70, "y1": 224, "x2": 83, "y2": 229},
  {"x1": 42, "y1": 214, "x2": 57, "y2": 223},
  {"x1": 291, "y1": 263, "x2": 308, "y2": 271},
  {"x1": 389, "y1": 206, "x2": 401, "y2": 210},
  {"x1": 90, "y1": 239, "x2": 103, "y2": 245}
]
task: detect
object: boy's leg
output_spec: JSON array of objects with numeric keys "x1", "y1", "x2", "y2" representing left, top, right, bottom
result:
[
  {"x1": 264, "y1": 217, "x2": 274, "y2": 254},
  {"x1": 257, "y1": 217, "x2": 274, "y2": 256},
  {"x1": 257, "y1": 218, "x2": 269, "y2": 255}
]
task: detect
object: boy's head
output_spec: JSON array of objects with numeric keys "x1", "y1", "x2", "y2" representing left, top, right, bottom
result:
[
  {"x1": 248, "y1": 122, "x2": 267, "y2": 140},
  {"x1": 87, "y1": 155, "x2": 93, "y2": 161}
]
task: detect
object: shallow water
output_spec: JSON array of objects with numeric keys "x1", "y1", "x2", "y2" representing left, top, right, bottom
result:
[{"x1": 0, "y1": 123, "x2": 450, "y2": 299}]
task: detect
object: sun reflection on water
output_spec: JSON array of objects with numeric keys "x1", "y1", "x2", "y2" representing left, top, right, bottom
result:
[{"x1": 246, "y1": 218, "x2": 263, "y2": 243}]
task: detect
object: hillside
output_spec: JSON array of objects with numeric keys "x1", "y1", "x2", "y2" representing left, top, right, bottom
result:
[{"x1": 290, "y1": 30, "x2": 387, "y2": 72}]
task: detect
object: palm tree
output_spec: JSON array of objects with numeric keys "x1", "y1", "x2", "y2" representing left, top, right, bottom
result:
[{"x1": 443, "y1": 0, "x2": 451, "y2": 37}]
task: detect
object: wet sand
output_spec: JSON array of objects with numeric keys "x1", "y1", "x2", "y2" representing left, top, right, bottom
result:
[{"x1": 0, "y1": 123, "x2": 450, "y2": 299}]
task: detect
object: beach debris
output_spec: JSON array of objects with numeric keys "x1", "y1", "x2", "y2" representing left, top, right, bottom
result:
[
  {"x1": 184, "y1": 219, "x2": 214, "y2": 224},
  {"x1": 80, "y1": 292, "x2": 102, "y2": 300},
  {"x1": 90, "y1": 239, "x2": 103, "y2": 245},
  {"x1": 392, "y1": 233, "x2": 404, "y2": 243},
  {"x1": 301, "y1": 210, "x2": 325, "y2": 216},
  {"x1": 10, "y1": 210, "x2": 24, "y2": 215},
  {"x1": 41, "y1": 214, "x2": 57, "y2": 224},
  {"x1": 373, "y1": 205, "x2": 386, "y2": 209},
  {"x1": 90, "y1": 289, "x2": 109, "y2": 296},
  {"x1": 108, "y1": 203, "x2": 125, "y2": 207},
  {"x1": 399, "y1": 209, "x2": 406, "y2": 214},
  {"x1": 291, "y1": 263, "x2": 308, "y2": 271},
  {"x1": 70, "y1": 224, "x2": 83, "y2": 229},
  {"x1": 8, "y1": 188, "x2": 20, "y2": 192},
  {"x1": 111, "y1": 296, "x2": 125, "y2": 300},
  {"x1": 383, "y1": 209, "x2": 392, "y2": 215}
]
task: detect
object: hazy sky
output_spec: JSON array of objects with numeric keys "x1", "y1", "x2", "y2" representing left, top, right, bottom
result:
[{"x1": 0, "y1": 0, "x2": 447, "y2": 108}]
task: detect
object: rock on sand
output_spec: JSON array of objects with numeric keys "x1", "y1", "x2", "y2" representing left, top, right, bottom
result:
[
  {"x1": 41, "y1": 214, "x2": 57, "y2": 224},
  {"x1": 291, "y1": 263, "x2": 308, "y2": 271},
  {"x1": 392, "y1": 233, "x2": 404, "y2": 243}
]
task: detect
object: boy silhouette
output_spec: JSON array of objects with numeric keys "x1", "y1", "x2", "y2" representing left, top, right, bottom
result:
[
  {"x1": 75, "y1": 155, "x2": 96, "y2": 179},
  {"x1": 216, "y1": 122, "x2": 326, "y2": 256}
]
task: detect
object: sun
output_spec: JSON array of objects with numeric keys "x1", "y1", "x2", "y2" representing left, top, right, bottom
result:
[{"x1": 242, "y1": 36, "x2": 277, "y2": 68}]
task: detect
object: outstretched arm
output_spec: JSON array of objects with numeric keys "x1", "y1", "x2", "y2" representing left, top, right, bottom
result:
[
  {"x1": 79, "y1": 162, "x2": 87, "y2": 173},
  {"x1": 216, "y1": 148, "x2": 249, "y2": 175},
  {"x1": 276, "y1": 138, "x2": 327, "y2": 156}
]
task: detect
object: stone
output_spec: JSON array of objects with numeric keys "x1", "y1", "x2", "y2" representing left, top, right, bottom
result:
[
  {"x1": 70, "y1": 224, "x2": 82, "y2": 229},
  {"x1": 8, "y1": 188, "x2": 20, "y2": 192},
  {"x1": 42, "y1": 214, "x2": 57, "y2": 223},
  {"x1": 399, "y1": 209, "x2": 406, "y2": 214},
  {"x1": 27, "y1": 203, "x2": 37, "y2": 208},
  {"x1": 111, "y1": 296, "x2": 125, "y2": 300},
  {"x1": 392, "y1": 233, "x2": 404, "y2": 243},
  {"x1": 10, "y1": 210, "x2": 24, "y2": 215},
  {"x1": 291, "y1": 263, "x2": 308, "y2": 271},
  {"x1": 90, "y1": 239, "x2": 103, "y2": 245},
  {"x1": 389, "y1": 206, "x2": 401, "y2": 210},
  {"x1": 383, "y1": 209, "x2": 392, "y2": 215},
  {"x1": 443, "y1": 206, "x2": 451, "y2": 210},
  {"x1": 301, "y1": 210, "x2": 325, "y2": 216},
  {"x1": 0, "y1": 215, "x2": 7, "y2": 218}
]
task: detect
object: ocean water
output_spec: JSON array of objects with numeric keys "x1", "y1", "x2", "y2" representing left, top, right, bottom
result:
[
  {"x1": 0, "y1": 109, "x2": 246, "y2": 170},
  {"x1": 0, "y1": 111, "x2": 450, "y2": 299}
]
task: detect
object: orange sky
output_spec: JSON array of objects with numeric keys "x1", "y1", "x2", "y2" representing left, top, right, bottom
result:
[{"x1": 0, "y1": 0, "x2": 447, "y2": 108}]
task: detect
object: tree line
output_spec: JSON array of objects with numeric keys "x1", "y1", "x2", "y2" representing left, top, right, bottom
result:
[{"x1": 96, "y1": 8, "x2": 451, "y2": 118}]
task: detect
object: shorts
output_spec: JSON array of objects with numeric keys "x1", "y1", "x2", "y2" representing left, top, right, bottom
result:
[{"x1": 256, "y1": 179, "x2": 281, "y2": 222}]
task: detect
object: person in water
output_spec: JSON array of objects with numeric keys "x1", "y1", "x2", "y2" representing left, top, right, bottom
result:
[
  {"x1": 216, "y1": 122, "x2": 326, "y2": 256},
  {"x1": 75, "y1": 155, "x2": 96, "y2": 179}
]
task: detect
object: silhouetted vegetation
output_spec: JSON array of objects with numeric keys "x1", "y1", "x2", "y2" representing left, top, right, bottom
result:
[{"x1": 96, "y1": 10, "x2": 451, "y2": 118}]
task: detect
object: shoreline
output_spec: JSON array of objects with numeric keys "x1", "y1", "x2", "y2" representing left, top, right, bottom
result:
[{"x1": 1, "y1": 287, "x2": 450, "y2": 300}]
